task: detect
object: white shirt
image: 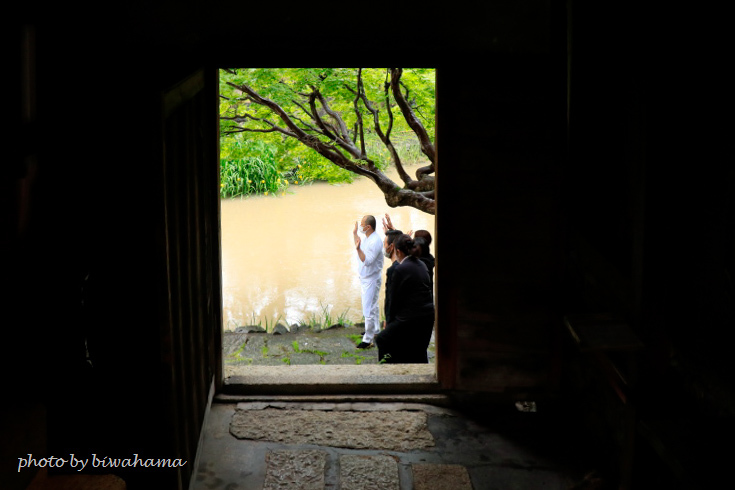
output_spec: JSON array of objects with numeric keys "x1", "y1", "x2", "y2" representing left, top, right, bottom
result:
[{"x1": 358, "y1": 231, "x2": 384, "y2": 280}]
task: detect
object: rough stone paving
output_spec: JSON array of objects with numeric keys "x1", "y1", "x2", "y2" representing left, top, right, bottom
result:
[
  {"x1": 193, "y1": 401, "x2": 591, "y2": 490},
  {"x1": 340, "y1": 454, "x2": 400, "y2": 490},
  {"x1": 230, "y1": 408, "x2": 435, "y2": 451},
  {"x1": 263, "y1": 450, "x2": 327, "y2": 490}
]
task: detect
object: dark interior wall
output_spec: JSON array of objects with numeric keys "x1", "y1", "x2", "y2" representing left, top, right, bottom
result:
[
  {"x1": 564, "y1": 0, "x2": 653, "y2": 323},
  {"x1": 563, "y1": 1, "x2": 734, "y2": 485},
  {"x1": 5, "y1": 3, "x2": 215, "y2": 489},
  {"x1": 567, "y1": 0, "x2": 735, "y2": 414},
  {"x1": 438, "y1": 51, "x2": 566, "y2": 394},
  {"x1": 4, "y1": 1, "x2": 733, "y2": 489},
  {"x1": 159, "y1": 69, "x2": 222, "y2": 487}
]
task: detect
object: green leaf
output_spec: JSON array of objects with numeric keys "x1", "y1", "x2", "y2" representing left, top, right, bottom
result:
[{"x1": 219, "y1": 68, "x2": 435, "y2": 191}]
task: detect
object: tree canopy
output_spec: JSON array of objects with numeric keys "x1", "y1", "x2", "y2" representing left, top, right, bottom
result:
[{"x1": 219, "y1": 68, "x2": 436, "y2": 214}]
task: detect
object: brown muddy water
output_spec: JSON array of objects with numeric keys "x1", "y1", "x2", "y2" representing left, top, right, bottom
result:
[{"x1": 220, "y1": 164, "x2": 435, "y2": 330}]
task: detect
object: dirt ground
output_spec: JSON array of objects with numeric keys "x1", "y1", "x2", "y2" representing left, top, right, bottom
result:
[{"x1": 223, "y1": 324, "x2": 435, "y2": 366}]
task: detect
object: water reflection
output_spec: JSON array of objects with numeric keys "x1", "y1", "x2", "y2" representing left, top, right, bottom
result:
[{"x1": 220, "y1": 164, "x2": 435, "y2": 329}]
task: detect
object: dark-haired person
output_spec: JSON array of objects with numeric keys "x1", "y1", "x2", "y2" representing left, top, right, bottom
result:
[
  {"x1": 413, "y1": 229, "x2": 432, "y2": 243},
  {"x1": 384, "y1": 214, "x2": 435, "y2": 296},
  {"x1": 375, "y1": 234, "x2": 435, "y2": 363},
  {"x1": 382, "y1": 229, "x2": 403, "y2": 331},
  {"x1": 413, "y1": 230, "x2": 435, "y2": 295},
  {"x1": 353, "y1": 215, "x2": 384, "y2": 349}
]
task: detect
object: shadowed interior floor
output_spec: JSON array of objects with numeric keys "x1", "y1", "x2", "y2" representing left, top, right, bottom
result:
[{"x1": 192, "y1": 400, "x2": 599, "y2": 490}]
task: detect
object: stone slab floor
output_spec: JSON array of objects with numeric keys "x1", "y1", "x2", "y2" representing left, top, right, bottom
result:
[{"x1": 192, "y1": 399, "x2": 599, "y2": 490}]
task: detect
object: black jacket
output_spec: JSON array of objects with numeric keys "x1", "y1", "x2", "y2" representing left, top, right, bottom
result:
[
  {"x1": 418, "y1": 253, "x2": 435, "y2": 291},
  {"x1": 384, "y1": 260, "x2": 398, "y2": 323},
  {"x1": 388, "y1": 256, "x2": 434, "y2": 323}
]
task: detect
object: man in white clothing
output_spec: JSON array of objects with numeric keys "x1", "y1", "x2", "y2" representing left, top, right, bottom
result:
[{"x1": 353, "y1": 215, "x2": 384, "y2": 348}]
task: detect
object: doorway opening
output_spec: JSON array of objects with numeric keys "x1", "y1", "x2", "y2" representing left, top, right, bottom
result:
[{"x1": 217, "y1": 68, "x2": 440, "y2": 394}]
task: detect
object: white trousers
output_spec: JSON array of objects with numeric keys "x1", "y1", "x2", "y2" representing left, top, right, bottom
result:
[{"x1": 360, "y1": 275, "x2": 382, "y2": 343}]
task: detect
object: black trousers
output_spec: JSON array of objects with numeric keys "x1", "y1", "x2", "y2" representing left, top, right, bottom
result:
[{"x1": 375, "y1": 313, "x2": 434, "y2": 364}]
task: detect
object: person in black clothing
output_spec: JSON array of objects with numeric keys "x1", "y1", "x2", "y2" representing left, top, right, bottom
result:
[
  {"x1": 413, "y1": 230, "x2": 435, "y2": 294},
  {"x1": 383, "y1": 214, "x2": 435, "y2": 295},
  {"x1": 374, "y1": 234, "x2": 435, "y2": 364},
  {"x1": 382, "y1": 229, "x2": 403, "y2": 330}
]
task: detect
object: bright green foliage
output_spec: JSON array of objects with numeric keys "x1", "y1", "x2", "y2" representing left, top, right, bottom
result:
[
  {"x1": 220, "y1": 138, "x2": 289, "y2": 198},
  {"x1": 219, "y1": 68, "x2": 435, "y2": 194},
  {"x1": 341, "y1": 351, "x2": 366, "y2": 365},
  {"x1": 229, "y1": 343, "x2": 246, "y2": 358}
]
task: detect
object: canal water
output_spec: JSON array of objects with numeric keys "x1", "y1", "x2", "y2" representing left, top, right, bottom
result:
[{"x1": 220, "y1": 163, "x2": 435, "y2": 330}]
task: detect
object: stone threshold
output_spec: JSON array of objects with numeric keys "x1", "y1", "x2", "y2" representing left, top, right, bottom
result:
[
  {"x1": 222, "y1": 364, "x2": 440, "y2": 396},
  {"x1": 215, "y1": 393, "x2": 452, "y2": 406}
]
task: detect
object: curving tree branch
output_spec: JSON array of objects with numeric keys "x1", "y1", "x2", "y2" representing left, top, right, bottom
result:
[
  {"x1": 357, "y1": 73, "x2": 413, "y2": 186},
  {"x1": 222, "y1": 69, "x2": 435, "y2": 214},
  {"x1": 353, "y1": 68, "x2": 367, "y2": 159},
  {"x1": 315, "y1": 90, "x2": 351, "y2": 142},
  {"x1": 390, "y1": 68, "x2": 436, "y2": 166}
]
